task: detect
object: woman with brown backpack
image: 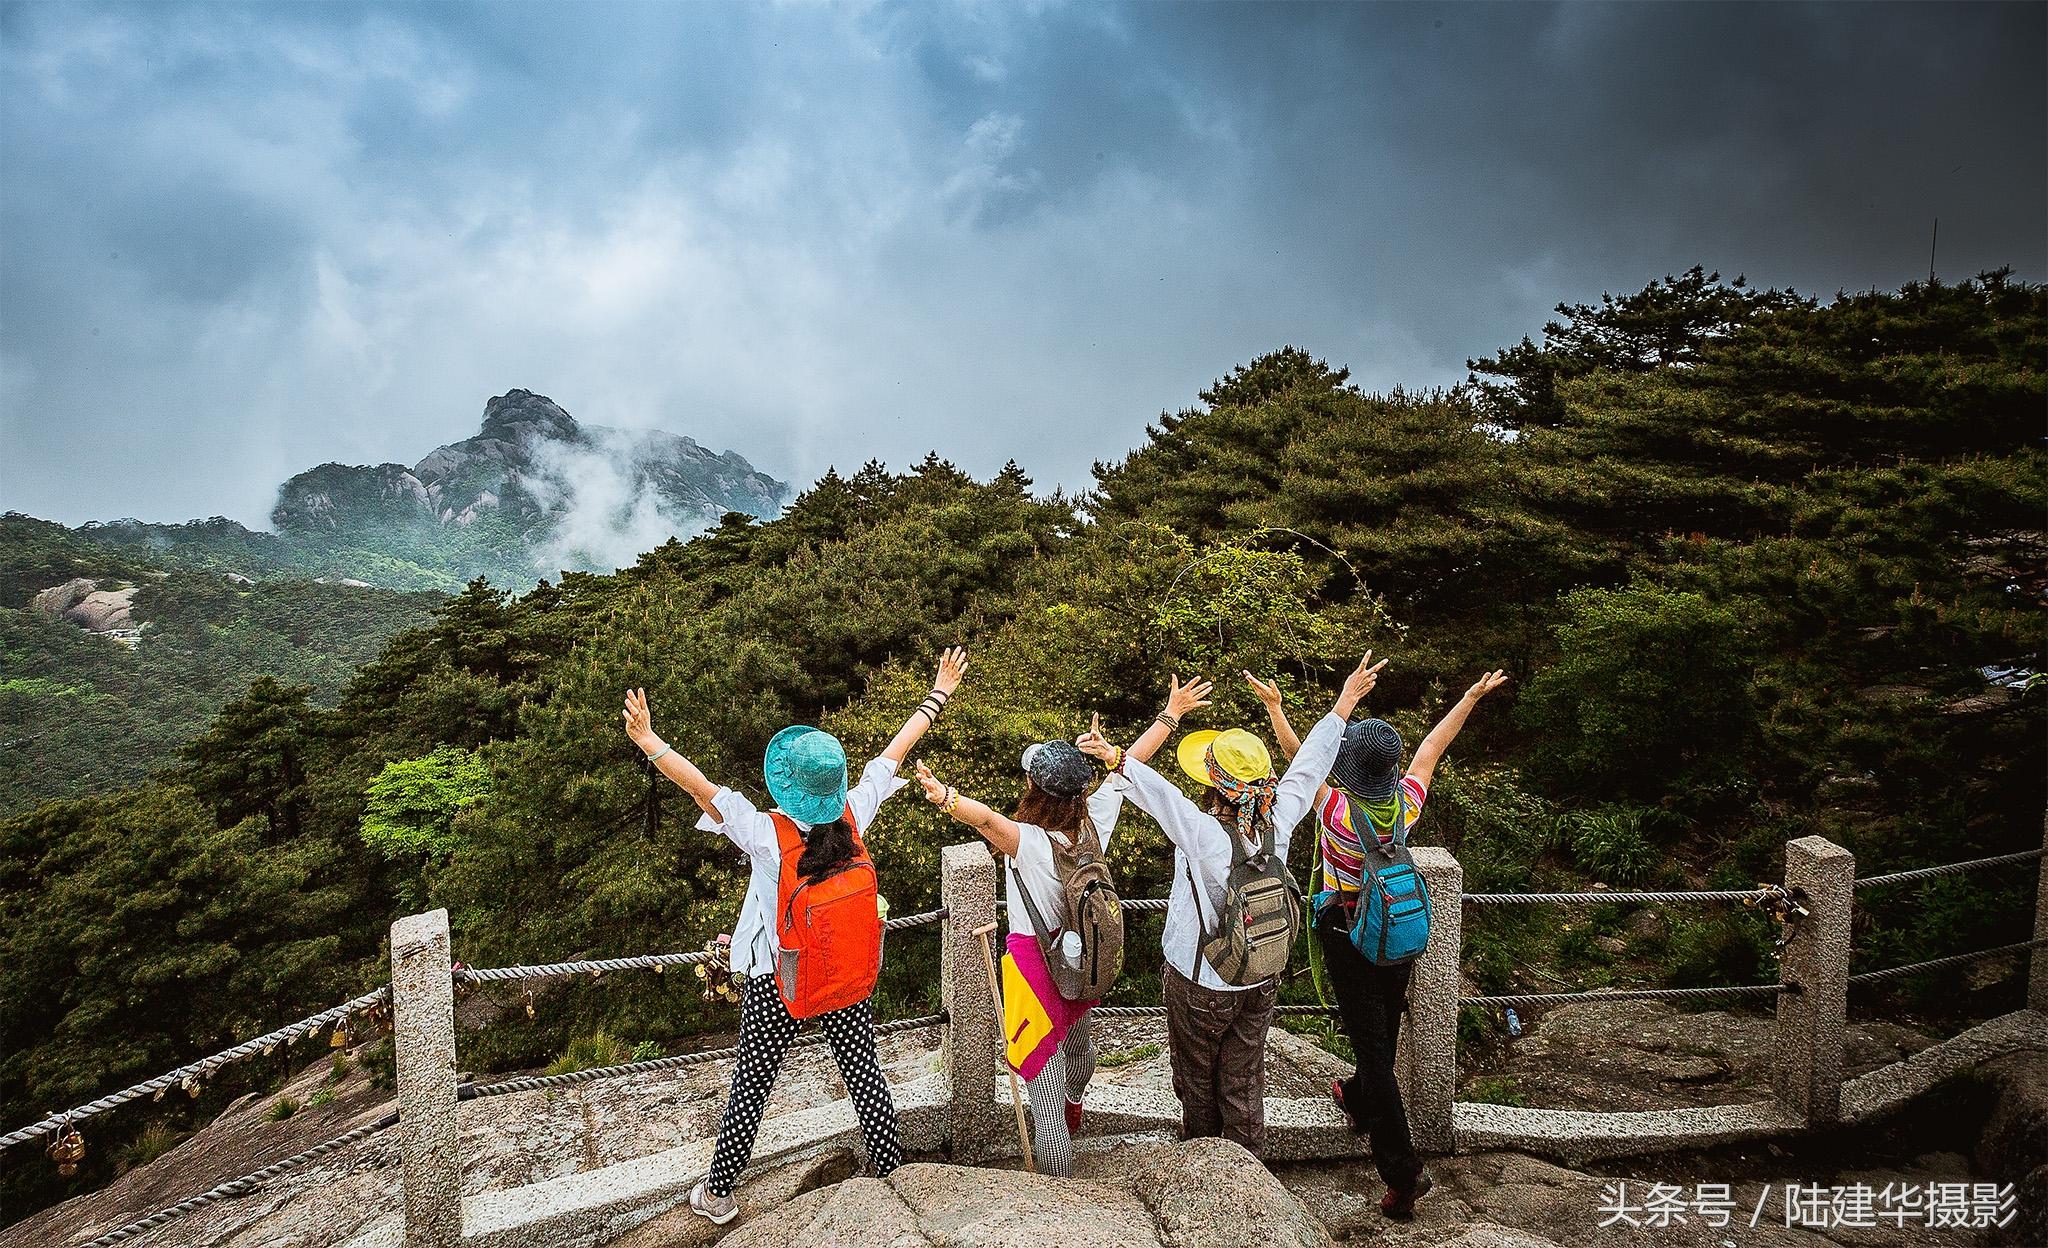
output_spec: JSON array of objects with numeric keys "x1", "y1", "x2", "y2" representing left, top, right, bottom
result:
[
  {"x1": 1074, "y1": 653, "x2": 1384, "y2": 1157},
  {"x1": 621, "y1": 647, "x2": 967, "y2": 1224},
  {"x1": 913, "y1": 677, "x2": 1213, "y2": 1175}
]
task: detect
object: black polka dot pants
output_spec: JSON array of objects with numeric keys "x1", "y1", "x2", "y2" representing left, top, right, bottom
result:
[{"x1": 705, "y1": 974, "x2": 901, "y2": 1197}]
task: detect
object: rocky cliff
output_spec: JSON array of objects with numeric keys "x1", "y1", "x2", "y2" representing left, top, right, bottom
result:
[{"x1": 270, "y1": 390, "x2": 786, "y2": 554}]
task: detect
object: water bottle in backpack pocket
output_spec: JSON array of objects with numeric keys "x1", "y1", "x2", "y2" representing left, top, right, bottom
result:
[{"x1": 1347, "y1": 799, "x2": 1432, "y2": 967}]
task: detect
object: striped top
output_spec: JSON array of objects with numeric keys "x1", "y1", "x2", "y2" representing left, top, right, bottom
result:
[{"x1": 1316, "y1": 776, "x2": 1429, "y2": 895}]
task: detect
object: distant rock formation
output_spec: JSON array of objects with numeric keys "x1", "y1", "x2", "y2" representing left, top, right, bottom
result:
[
  {"x1": 30, "y1": 576, "x2": 139, "y2": 633},
  {"x1": 270, "y1": 389, "x2": 786, "y2": 546}
]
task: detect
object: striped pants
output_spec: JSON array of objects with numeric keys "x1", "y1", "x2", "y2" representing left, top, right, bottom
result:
[
  {"x1": 1023, "y1": 1013, "x2": 1095, "y2": 1178},
  {"x1": 705, "y1": 975, "x2": 901, "y2": 1197}
]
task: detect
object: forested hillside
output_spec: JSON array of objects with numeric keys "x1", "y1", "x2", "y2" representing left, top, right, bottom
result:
[
  {"x1": 3, "y1": 269, "x2": 2041, "y2": 1220},
  {"x1": 0, "y1": 515, "x2": 445, "y2": 814}
]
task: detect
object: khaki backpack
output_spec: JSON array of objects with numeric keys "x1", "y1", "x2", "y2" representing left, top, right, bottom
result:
[
  {"x1": 1187, "y1": 817, "x2": 1301, "y2": 986},
  {"x1": 1009, "y1": 816, "x2": 1125, "y2": 1002}
]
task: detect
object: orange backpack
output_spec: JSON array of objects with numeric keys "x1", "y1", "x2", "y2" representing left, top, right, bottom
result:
[{"x1": 771, "y1": 812, "x2": 883, "y2": 1019}]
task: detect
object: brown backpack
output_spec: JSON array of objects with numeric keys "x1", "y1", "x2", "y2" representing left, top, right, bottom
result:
[{"x1": 1009, "y1": 816, "x2": 1125, "y2": 1002}]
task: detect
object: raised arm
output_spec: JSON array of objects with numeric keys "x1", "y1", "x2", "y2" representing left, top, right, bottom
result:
[
  {"x1": 1406, "y1": 669, "x2": 1509, "y2": 788},
  {"x1": 879, "y1": 647, "x2": 969, "y2": 767},
  {"x1": 913, "y1": 759, "x2": 1022, "y2": 858},
  {"x1": 1128, "y1": 675, "x2": 1212, "y2": 766},
  {"x1": 1244, "y1": 672, "x2": 1302, "y2": 759},
  {"x1": 1074, "y1": 728, "x2": 1223, "y2": 861},
  {"x1": 622, "y1": 688, "x2": 723, "y2": 819},
  {"x1": 1272, "y1": 651, "x2": 1387, "y2": 836}
]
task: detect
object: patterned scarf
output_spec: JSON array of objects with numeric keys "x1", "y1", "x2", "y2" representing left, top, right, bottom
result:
[{"x1": 1206, "y1": 746, "x2": 1278, "y2": 848}]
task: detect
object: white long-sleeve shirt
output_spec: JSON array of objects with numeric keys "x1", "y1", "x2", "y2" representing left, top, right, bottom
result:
[
  {"x1": 695, "y1": 757, "x2": 907, "y2": 978},
  {"x1": 1004, "y1": 776, "x2": 1132, "y2": 939},
  {"x1": 1116, "y1": 714, "x2": 1347, "y2": 991}
]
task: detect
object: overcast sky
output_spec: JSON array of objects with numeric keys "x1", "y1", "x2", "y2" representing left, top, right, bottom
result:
[{"x1": 2, "y1": 1, "x2": 2042, "y2": 527}]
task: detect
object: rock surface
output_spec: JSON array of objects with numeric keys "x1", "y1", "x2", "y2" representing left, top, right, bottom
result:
[
  {"x1": 1465, "y1": 999, "x2": 1934, "y2": 1112},
  {"x1": 718, "y1": 1138, "x2": 1330, "y2": 1248},
  {"x1": 29, "y1": 576, "x2": 139, "y2": 632}
]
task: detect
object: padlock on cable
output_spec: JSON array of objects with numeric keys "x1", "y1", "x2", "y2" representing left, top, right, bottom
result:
[{"x1": 46, "y1": 1123, "x2": 85, "y2": 1177}]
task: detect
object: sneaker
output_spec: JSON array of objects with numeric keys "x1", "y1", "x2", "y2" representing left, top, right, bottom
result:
[
  {"x1": 688, "y1": 1179, "x2": 738, "y2": 1225},
  {"x1": 1380, "y1": 1171, "x2": 1434, "y2": 1221},
  {"x1": 1329, "y1": 1079, "x2": 1365, "y2": 1134},
  {"x1": 1064, "y1": 1098, "x2": 1084, "y2": 1136}
]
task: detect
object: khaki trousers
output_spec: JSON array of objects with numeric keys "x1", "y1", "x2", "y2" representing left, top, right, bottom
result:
[{"x1": 1161, "y1": 959, "x2": 1278, "y2": 1155}]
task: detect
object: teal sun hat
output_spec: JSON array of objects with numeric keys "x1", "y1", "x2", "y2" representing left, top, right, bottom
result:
[{"x1": 763, "y1": 725, "x2": 850, "y2": 825}]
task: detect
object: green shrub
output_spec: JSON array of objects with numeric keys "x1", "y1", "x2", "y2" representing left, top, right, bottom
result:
[
  {"x1": 1665, "y1": 914, "x2": 1771, "y2": 988},
  {"x1": 1096, "y1": 1042, "x2": 1161, "y2": 1069},
  {"x1": 546, "y1": 1031, "x2": 631, "y2": 1076},
  {"x1": 328, "y1": 1053, "x2": 352, "y2": 1082},
  {"x1": 307, "y1": 1088, "x2": 335, "y2": 1108},
  {"x1": 360, "y1": 746, "x2": 491, "y2": 860},
  {"x1": 1465, "y1": 1075, "x2": 1528, "y2": 1107},
  {"x1": 1560, "y1": 806, "x2": 1659, "y2": 884},
  {"x1": 265, "y1": 1096, "x2": 299, "y2": 1121},
  {"x1": 1518, "y1": 582, "x2": 1757, "y2": 803},
  {"x1": 116, "y1": 1122, "x2": 184, "y2": 1173},
  {"x1": 630, "y1": 1040, "x2": 663, "y2": 1062}
]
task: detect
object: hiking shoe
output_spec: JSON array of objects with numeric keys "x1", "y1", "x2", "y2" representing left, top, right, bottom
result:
[
  {"x1": 1065, "y1": 1098, "x2": 1084, "y2": 1136},
  {"x1": 688, "y1": 1179, "x2": 738, "y2": 1225},
  {"x1": 1329, "y1": 1079, "x2": 1365, "y2": 1133},
  {"x1": 1380, "y1": 1171, "x2": 1434, "y2": 1221}
]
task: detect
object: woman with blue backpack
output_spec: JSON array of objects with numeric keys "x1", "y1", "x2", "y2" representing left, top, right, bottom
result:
[
  {"x1": 621, "y1": 647, "x2": 968, "y2": 1225},
  {"x1": 1248, "y1": 665, "x2": 1508, "y2": 1221},
  {"x1": 1074, "y1": 653, "x2": 1385, "y2": 1157}
]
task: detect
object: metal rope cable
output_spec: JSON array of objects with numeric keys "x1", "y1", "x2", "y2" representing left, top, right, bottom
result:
[
  {"x1": 78, "y1": 1110, "x2": 399, "y2": 1248},
  {"x1": 454, "y1": 910, "x2": 950, "y2": 984},
  {"x1": 1090, "y1": 1004, "x2": 1337, "y2": 1018},
  {"x1": 0, "y1": 987, "x2": 390, "y2": 1153},
  {"x1": 1460, "y1": 984, "x2": 1793, "y2": 1009},
  {"x1": 1854, "y1": 848, "x2": 2047, "y2": 891},
  {"x1": 1118, "y1": 898, "x2": 1170, "y2": 912},
  {"x1": 1463, "y1": 888, "x2": 1773, "y2": 906},
  {"x1": 1848, "y1": 937, "x2": 2048, "y2": 986},
  {"x1": 461, "y1": 1013, "x2": 947, "y2": 1099}
]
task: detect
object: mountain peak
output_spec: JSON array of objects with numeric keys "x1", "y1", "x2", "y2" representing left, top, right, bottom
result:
[{"x1": 478, "y1": 389, "x2": 580, "y2": 444}]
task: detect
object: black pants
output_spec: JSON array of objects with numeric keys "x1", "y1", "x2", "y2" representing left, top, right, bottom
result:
[
  {"x1": 705, "y1": 975, "x2": 900, "y2": 1196},
  {"x1": 1315, "y1": 904, "x2": 1421, "y2": 1189}
]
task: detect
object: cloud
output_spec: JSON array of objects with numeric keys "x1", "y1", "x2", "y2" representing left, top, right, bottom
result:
[
  {"x1": 0, "y1": 1, "x2": 2041, "y2": 529},
  {"x1": 523, "y1": 428, "x2": 714, "y2": 576}
]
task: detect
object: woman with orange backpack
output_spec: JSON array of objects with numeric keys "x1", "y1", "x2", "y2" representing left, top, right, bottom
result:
[
  {"x1": 911, "y1": 678, "x2": 1214, "y2": 1176},
  {"x1": 621, "y1": 647, "x2": 968, "y2": 1225}
]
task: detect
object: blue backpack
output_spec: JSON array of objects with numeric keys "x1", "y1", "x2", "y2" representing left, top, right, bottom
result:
[{"x1": 1348, "y1": 797, "x2": 1431, "y2": 966}]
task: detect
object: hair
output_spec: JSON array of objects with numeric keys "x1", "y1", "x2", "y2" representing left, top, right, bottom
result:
[
  {"x1": 1012, "y1": 777, "x2": 1087, "y2": 834},
  {"x1": 796, "y1": 813, "x2": 860, "y2": 879},
  {"x1": 1203, "y1": 785, "x2": 1275, "y2": 842}
]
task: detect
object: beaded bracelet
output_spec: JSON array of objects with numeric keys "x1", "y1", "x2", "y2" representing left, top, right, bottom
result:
[
  {"x1": 941, "y1": 787, "x2": 961, "y2": 816},
  {"x1": 1107, "y1": 745, "x2": 1126, "y2": 775}
]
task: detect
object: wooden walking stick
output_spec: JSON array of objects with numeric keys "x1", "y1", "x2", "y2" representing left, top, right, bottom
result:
[{"x1": 974, "y1": 921, "x2": 1036, "y2": 1173}]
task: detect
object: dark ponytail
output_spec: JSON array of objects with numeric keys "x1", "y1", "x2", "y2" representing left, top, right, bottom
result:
[{"x1": 796, "y1": 813, "x2": 859, "y2": 880}]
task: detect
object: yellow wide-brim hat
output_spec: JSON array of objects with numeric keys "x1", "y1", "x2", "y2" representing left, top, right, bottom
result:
[{"x1": 1176, "y1": 728, "x2": 1274, "y2": 786}]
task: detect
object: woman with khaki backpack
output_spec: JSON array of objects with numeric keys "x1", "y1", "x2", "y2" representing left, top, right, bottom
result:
[
  {"x1": 621, "y1": 647, "x2": 967, "y2": 1224},
  {"x1": 914, "y1": 677, "x2": 1214, "y2": 1175},
  {"x1": 1074, "y1": 653, "x2": 1384, "y2": 1156}
]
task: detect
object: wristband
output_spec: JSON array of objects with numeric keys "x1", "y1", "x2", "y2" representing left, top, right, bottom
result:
[
  {"x1": 1155, "y1": 711, "x2": 1180, "y2": 730},
  {"x1": 645, "y1": 745, "x2": 672, "y2": 764}
]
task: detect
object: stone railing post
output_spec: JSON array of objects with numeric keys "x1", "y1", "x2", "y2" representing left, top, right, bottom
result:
[
  {"x1": 390, "y1": 909, "x2": 462, "y2": 1248},
  {"x1": 2030, "y1": 814, "x2": 2048, "y2": 1013},
  {"x1": 1774, "y1": 836, "x2": 1853, "y2": 1126},
  {"x1": 1401, "y1": 847, "x2": 1463, "y2": 1154},
  {"x1": 939, "y1": 841, "x2": 1004, "y2": 1161}
]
